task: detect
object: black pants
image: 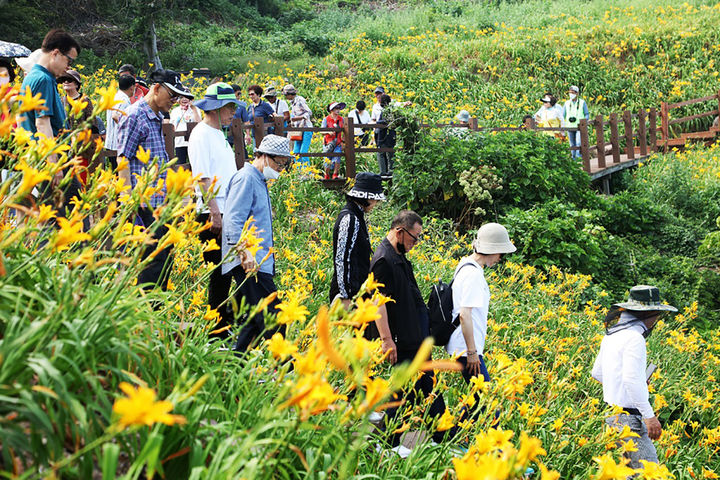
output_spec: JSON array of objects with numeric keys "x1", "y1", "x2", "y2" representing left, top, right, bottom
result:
[
  {"x1": 36, "y1": 174, "x2": 84, "y2": 220},
  {"x1": 197, "y1": 213, "x2": 233, "y2": 339},
  {"x1": 175, "y1": 146, "x2": 189, "y2": 165},
  {"x1": 457, "y1": 355, "x2": 492, "y2": 423},
  {"x1": 137, "y1": 207, "x2": 172, "y2": 290},
  {"x1": 231, "y1": 267, "x2": 284, "y2": 352},
  {"x1": 385, "y1": 347, "x2": 454, "y2": 446}
]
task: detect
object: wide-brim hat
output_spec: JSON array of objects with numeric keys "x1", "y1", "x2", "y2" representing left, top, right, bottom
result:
[
  {"x1": 348, "y1": 172, "x2": 386, "y2": 201},
  {"x1": 282, "y1": 84, "x2": 297, "y2": 95},
  {"x1": 256, "y1": 134, "x2": 292, "y2": 158},
  {"x1": 148, "y1": 69, "x2": 193, "y2": 99},
  {"x1": 540, "y1": 95, "x2": 553, "y2": 103},
  {"x1": 327, "y1": 102, "x2": 346, "y2": 112},
  {"x1": 612, "y1": 285, "x2": 677, "y2": 312},
  {"x1": 194, "y1": 82, "x2": 240, "y2": 111},
  {"x1": 473, "y1": 223, "x2": 516, "y2": 255},
  {"x1": 57, "y1": 69, "x2": 82, "y2": 86}
]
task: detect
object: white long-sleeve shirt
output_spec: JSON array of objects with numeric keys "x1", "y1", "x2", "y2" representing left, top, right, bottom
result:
[{"x1": 592, "y1": 323, "x2": 654, "y2": 418}]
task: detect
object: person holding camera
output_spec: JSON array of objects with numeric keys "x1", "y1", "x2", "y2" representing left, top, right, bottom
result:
[
  {"x1": 563, "y1": 85, "x2": 589, "y2": 159},
  {"x1": 591, "y1": 285, "x2": 676, "y2": 470}
]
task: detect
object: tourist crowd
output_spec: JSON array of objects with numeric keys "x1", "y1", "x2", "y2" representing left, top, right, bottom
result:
[{"x1": 5, "y1": 28, "x2": 666, "y2": 468}]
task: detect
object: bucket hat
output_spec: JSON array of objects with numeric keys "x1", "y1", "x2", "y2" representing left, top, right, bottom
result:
[
  {"x1": 612, "y1": 285, "x2": 677, "y2": 312},
  {"x1": 256, "y1": 134, "x2": 291, "y2": 159},
  {"x1": 374, "y1": 86, "x2": 385, "y2": 94},
  {"x1": 456, "y1": 110, "x2": 470, "y2": 123},
  {"x1": 147, "y1": 69, "x2": 193, "y2": 99},
  {"x1": 194, "y1": 82, "x2": 241, "y2": 111},
  {"x1": 540, "y1": 94, "x2": 553, "y2": 103},
  {"x1": 282, "y1": 84, "x2": 297, "y2": 95},
  {"x1": 569, "y1": 85, "x2": 580, "y2": 93},
  {"x1": 327, "y1": 102, "x2": 346, "y2": 112},
  {"x1": 264, "y1": 87, "x2": 278, "y2": 98},
  {"x1": 347, "y1": 172, "x2": 386, "y2": 201},
  {"x1": 473, "y1": 223, "x2": 516, "y2": 255},
  {"x1": 57, "y1": 69, "x2": 82, "y2": 86}
]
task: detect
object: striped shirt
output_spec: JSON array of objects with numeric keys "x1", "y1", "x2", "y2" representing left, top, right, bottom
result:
[{"x1": 117, "y1": 98, "x2": 168, "y2": 208}]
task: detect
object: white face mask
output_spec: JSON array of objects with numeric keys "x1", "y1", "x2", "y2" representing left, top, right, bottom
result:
[
  {"x1": 263, "y1": 165, "x2": 280, "y2": 181},
  {"x1": 569, "y1": 93, "x2": 577, "y2": 100}
]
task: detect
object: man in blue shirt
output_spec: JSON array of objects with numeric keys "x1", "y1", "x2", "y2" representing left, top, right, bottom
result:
[
  {"x1": 117, "y1": 68, "x2": 192, "y2": 289},
  {"x1": 222, "y1": 134, "x2": 291, "y2": 351},
  {"x1": 18, "y1": 29, "x2": 81, "y2": 216}
]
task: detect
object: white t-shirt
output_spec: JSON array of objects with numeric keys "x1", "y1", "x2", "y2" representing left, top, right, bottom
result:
[
  {"x1": 446, "y1": 258, "x2": 489, "y2": 357},
  {"x1": 170, "y1": 106, "x2": 199, "y2": 148},
  {"x1": 349, "y1": 109, "x2": 371, "y2": 136},
  {"x1": 270, "y1": 98, "x2": 289, "y2": 118},
  {"x1": 187, "y1": 121, "x2": 238, "y2": 214},
  {"x1": 104, "y1": 90, "x2": 131, "y2": 151}
]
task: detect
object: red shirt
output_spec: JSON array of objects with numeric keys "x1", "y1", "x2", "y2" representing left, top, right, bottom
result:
[
  {"x1": 129, "y1": 83, "x2": 149, "y2": 104},
  {"x1": 324, "y1": 115, "x2": 343, "y2": 145}
]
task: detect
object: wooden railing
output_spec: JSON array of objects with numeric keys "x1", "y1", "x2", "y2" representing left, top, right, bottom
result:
[{"x1": 99, "y1": 91, "x2": 720, "y2": 185}]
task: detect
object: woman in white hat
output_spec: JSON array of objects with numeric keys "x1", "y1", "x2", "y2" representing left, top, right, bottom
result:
[
  {"x1": 447, "y1": 223, "x2": 516, "y2": 394},
  {"x1": 534, "y1": 93, "x2": 564, "y2": 138}
]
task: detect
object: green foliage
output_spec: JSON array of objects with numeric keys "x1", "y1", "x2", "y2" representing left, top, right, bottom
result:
[
  {"x1": 502, "y1": 200, "x2": 606, "y2": 277},
  {"x1": 392, "y1": 121, "x2": 594, "y2": 224}
]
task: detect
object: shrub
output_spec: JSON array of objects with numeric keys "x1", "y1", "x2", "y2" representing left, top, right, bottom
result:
[
  {"x1": 392, "y1": 120, "x2": 595, "y2": 225},
  {"x1": 501, "y1": 200, "x2": 606, "y2": 277}
]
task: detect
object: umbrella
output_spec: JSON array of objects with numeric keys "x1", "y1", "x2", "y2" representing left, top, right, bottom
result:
[{"x1": 0, "y1": 40, "x2": 32, "y2": 59}]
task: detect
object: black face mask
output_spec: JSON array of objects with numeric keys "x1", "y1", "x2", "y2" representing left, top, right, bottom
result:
[{"x1": 397, "y1": 241, "x2": 407, "y2": 255}]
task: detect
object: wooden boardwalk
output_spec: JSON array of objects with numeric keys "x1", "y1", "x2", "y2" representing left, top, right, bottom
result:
[{"x1": 100, "y1": 91, "x2": 719, "y2": 190}]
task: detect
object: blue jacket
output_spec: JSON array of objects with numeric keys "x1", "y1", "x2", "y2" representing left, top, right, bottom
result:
[{"x1": 222, "y1": 163, "x2": 275, "y2": 275}]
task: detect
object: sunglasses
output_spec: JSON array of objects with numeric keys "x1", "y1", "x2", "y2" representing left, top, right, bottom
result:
[
  {"x1": 61, "y1": 52, "x2": 76, "y2": 66},
  {"x1": 161, "y1": 84, "x2": 179, "y2": 101},
  {"x1": 401, "y1": 227, "x2": 422, "y2": 243},
  {"x1": 268, "y1": 154, "x2": 291, "y2": 170}
]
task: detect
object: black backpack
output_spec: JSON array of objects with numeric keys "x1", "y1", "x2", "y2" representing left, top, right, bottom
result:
[{"x1": 427, "y1": 263, "x2": 477, "y2": 346}]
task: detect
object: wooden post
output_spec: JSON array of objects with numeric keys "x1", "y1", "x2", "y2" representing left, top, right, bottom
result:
[
  {"x1": 273, "y1": 116, "x2": 284, "y2": 137},
  {"x1": 579, "y1": 119, "x2": 591, "y2": 173},
  {"x1": 594, "y1": 114, "x2": 606, "y2": 169},
  {"x1": 231, "y1": 119, "x2": 246, "y2": 169},
  {"x1": 344, "y1": 116, "x2": 357, "y2": 179},
  {"x1": 623, "y1": 110, "x2": 635, "y2": 159},
  {"x1": 648, "y1": 108, "x2": 658, "y2": 152},
  {"x1": 638, "y1": 108, "x2": 648, "y2": 156},
  {"x1": 469, "y1": 117, "x2": 479, "y2": 132},
  {"x1": 254, "y1": 117, "x2": 265, "y2": 146},
  {"x1": 609, "y1": 113, "x2": 621, "y2": 165},
  {"x1": 162, "y1": 122, "x2": 175, "y2": 160},
  {"x1": 660, "y1": 101, "x2": 669, "y2": 152}
]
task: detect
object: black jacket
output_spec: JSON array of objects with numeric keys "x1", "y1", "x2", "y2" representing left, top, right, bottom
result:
[
  {"x1": 330, "y1": 201, "x2": 372, "y2": 302},
  {"x1": 369, "y1": 238, "x2": 429, "y2": 351}
]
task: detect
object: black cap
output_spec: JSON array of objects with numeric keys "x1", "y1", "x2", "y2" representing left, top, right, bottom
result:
[
  {"x1": 147, "y1": 69, "x2": 192, "y2": 99},
  {"x1": 347, "y1": 172, "x2": 386, "y2": 201}
]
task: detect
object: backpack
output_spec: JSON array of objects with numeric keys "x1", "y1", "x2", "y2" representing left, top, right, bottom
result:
[{"x1": 427, "y1": 262, "x2": 477, "y2": 346}]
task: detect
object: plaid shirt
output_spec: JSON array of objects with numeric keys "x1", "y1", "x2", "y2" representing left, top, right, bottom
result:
[{"x1": 117, "y1": 98, "x2": 168, "y2": 208}]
